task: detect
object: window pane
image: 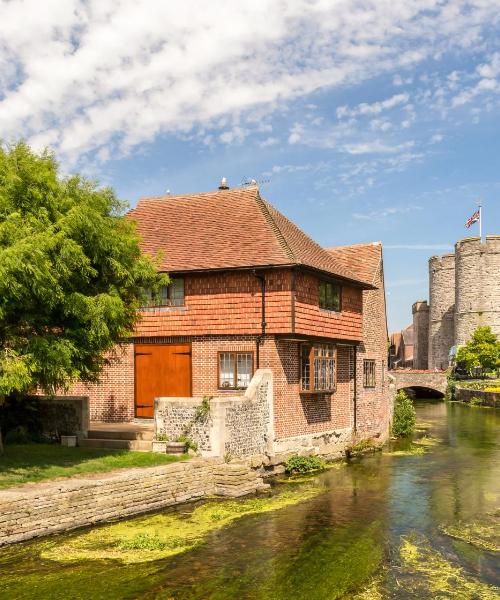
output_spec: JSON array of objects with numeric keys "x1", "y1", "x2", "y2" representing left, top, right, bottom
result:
[
  {"x1": 219, "y1": 353, "x2": 235, "y2": 388},
  {"x1": 301, "y1": 345, "x2": 310, "y2": 390},
  {"x1": 363, "y1": 360, "x2": 375, "y2": 387},
  {"x1": 319, "y1": 282, "x2": 326, "y2": 308},
  {"x1": 331, "y1": 286, "x2": 340, "y2": 311},
  {"x1": 169, "y1": 278, "x2": 184, "y2": 306},
  {"x1": 158, "y1": 285, "x2": 169, "y2": 305},
  {"x1": 237, "y1": 353, "x2": 252, "y2": 388}
]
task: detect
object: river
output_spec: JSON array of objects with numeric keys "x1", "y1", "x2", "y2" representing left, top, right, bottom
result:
[{"x1": 0, "y1": 400, "x2": 498, "y2": 599}]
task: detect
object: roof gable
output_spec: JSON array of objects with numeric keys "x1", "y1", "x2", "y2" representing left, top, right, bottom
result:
[{"x1": 325, "y1": 242, "x2": 383, "y2": 286}]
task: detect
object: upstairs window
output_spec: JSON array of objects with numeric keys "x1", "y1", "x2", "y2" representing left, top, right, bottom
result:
[
  {"x1": 219, "y1": 352, "x2": 253, "y2": 390},
  {"x1": 142, "y1": 278, "x2": 185, "y2": 307},
  {"x1": 319, "y1": 281, "x2": 341, "y2": 312},
  {"x1": 363, "y1": 359, "x2": 376, "y2": 388},
  {"x1": 301, "y1": 343, "x2": 336, "y2": 392}
]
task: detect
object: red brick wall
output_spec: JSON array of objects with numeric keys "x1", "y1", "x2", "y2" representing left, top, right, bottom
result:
[
  {"x1": 259, "y1": 337, "x2": 353, "y2": 439},
  {"x1": 67, "y1": 344, "x2": 135, "y2": 422},
  {"x1": 135, "y1": 270, "x2": 292, "y2": 337},
  {"x1": 355, "y1": 253, "x2": 391, "y2": 439},
  {"x1": 294, "y1": 272, "x2": 363, "y2": 341}
]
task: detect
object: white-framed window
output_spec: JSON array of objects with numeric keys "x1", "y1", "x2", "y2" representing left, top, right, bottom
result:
[{"x1": 218, "y1": 352, "x2": 254, "y2": 389}]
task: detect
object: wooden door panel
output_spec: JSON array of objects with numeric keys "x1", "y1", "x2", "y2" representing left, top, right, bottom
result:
[{"x1": 135, "y1": 344, "x2": 191, "y2": 418}]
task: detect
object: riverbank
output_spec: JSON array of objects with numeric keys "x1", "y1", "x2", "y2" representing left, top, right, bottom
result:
[{"x1": 0, "y1": 458, "x2": 267, "y2": 546}]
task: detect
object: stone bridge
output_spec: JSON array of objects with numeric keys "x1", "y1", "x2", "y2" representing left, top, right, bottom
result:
[{"x1": 389, "y1": 370, "x2": 447, "y2": 397}]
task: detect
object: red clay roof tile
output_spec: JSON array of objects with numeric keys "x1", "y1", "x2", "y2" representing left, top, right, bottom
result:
[
  {"x1": 325, "y1": 242, "x2": 382, "y2": 286},
  {"x1": 128, "y1": 186, "x2": 369, "y2": 286}
]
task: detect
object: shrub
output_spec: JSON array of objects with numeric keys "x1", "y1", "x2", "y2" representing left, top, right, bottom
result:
[
  {"x1": 176, "y1": 435, "x2": 198, "y2": 453},
  {"x1": 469, "y1": 396, "x2": 483, "y2": 406},
  {"x1": 285, "y1": 454, "x2": 325, "y2": 475},
  {"x1": 392, "y1": 390, "x2": 416, "y2": 437}
]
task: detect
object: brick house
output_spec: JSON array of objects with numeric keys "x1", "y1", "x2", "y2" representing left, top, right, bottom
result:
[{"x1": 69, "y1": 185, "x2": 391, "y2": 454}]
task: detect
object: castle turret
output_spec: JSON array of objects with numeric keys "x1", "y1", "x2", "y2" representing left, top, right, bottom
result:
[
  {"x1": 428, "y1": 254, "x2": 455, "y2": 370},
  {"x1": 412, "y1": 300, "x2": 429, "y2": 369},
  {"x1": 455, "y1": 236, "x2": 500, "y2": 345}
]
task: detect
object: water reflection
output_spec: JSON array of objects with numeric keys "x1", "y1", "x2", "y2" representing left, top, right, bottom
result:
[{"x1": 0, "y1": 401, "x2": 498, "y2": 599}]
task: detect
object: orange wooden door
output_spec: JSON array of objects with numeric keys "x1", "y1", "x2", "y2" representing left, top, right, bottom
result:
[{"x1": 134, "y1": 344, "x2": 192, "y2": 418}]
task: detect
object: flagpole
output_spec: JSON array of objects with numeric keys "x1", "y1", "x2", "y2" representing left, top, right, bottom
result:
[{"x1": 478, "y1": 198, "x2": 482, "y2": 241}]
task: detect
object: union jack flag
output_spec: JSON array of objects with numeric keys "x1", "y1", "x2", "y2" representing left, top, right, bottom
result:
[{"x1": 465, "y1": 209, "x2": 480, "y2": 228}]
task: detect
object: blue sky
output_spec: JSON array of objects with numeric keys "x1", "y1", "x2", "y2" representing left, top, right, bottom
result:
[{"x1": 1, "y1": 1, "x2": 499, "y2": 331}]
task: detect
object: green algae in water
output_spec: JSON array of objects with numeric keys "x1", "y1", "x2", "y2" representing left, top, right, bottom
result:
[
  {"x1": 38, "y1": 481, "x2": 324, "y2": 564},
  {"x1": 440, "y1": 517, "x2": 500, "y2": 553},
  {"x1": 398, "y1": 534, "x2": 500, "y2": 599},
  {"x1": 155, "y1": 521, "x2": 384, "y2": 600}
]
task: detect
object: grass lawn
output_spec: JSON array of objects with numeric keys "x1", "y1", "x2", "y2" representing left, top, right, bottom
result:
[{"x1": 0, "y1": 444, "x2": 189, "y2": 489}]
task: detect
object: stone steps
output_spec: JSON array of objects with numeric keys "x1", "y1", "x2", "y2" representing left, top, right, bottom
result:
[
  {"x1": 87, "y1": 429, "x2": 154, "y2": 441},
  {"x1": 79, "y1": 438, "x2": 153, "y2": 452}
]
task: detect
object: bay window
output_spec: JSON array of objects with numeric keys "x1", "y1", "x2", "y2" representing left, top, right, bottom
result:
[{"x1": 300, "y1": 343, "x2": 336, "y2": 392}]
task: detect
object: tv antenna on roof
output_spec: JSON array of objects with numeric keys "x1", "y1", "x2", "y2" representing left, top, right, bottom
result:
[{"x1": 240, "y1": 176, "x2": 270, "y2": 187}]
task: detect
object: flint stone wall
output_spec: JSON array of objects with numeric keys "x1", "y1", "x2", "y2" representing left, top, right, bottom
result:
[
  {"x1": 0, "y1": 459, "x2": 267, "y2": 547},
  {"x1": 155, "y1": 369, "x2": 273, "y2": 458},
  {"x1": 155, "y1": 402, "x2": 212, "y2": 452}
]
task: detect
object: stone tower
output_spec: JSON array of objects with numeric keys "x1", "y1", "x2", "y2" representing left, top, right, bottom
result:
[
  {"x1": 428, "y1": 254, "x2": 455, "y2": 370},
  {"x1": 455, "y1": 236, "x2": 500, "y2": 345},
  {"x1": 412, "y1": 300, "x2": 429, "y2": 369}
]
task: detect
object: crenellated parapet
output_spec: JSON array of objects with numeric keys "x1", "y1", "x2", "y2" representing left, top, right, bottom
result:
[{"x1": 455, "y1": 235, "x2": 500, "y2": 345}]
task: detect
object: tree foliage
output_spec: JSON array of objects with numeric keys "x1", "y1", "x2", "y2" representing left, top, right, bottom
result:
[
  {"x1": 0, "y1": 141, "x2": 165, "y2": 400},
  {"x1": 456, "y1": 326, "x2": 500, "y2": 373},
  {"x1": 392, "y1": 390, "x2": 416, "y2": 437}
]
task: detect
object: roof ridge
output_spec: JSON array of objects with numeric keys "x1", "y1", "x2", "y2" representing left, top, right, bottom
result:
[
  {"x1": 137, "y1": 186, "x2": 257, "y2": 203},
  {"x1": 254, "y1": 191, "x2": 298, "y2": 264}
]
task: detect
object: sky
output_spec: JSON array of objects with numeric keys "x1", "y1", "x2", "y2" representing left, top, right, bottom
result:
[{"x1": 1, "y1": 0, "x2": 499, "y2": 331}]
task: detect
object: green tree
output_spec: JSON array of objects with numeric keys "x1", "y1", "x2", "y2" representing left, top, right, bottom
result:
[
  {"x1": 0, "y1": 142, "x2": 166, "y2": 451},
  {"x1": 392, "y1": 390, "x2": 416, "y2": 437},
  {"x1": 456, "y1": 326, "x2": 500, "y2": 374}
]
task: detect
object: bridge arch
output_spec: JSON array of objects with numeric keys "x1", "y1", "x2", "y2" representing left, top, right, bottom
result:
[{"x1": 390, "y1": 370, "x2": 447, "y2": 398}]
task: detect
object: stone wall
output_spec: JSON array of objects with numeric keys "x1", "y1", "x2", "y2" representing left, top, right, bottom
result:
[
  {"x1": 155, "y1": 400, "x2": 213, "y2": 452},
  {"x1": 412, "y1": 300, "x2": 429, "y2": 370},
  {"x1": 428, "y1": 254, "x2": 455, "y2": 370},
  {"x1": 455, "y1": 236, "x2": 500, "y2": 346},
  {"x1": 34, "y1": 395, "x2": 89, "y2": 439},
  {"x1": 155, "y1": 369, "x2": 273, "y2": 458},
  {"x1": 0, "y1": 459, "x2": 267, "y2": 546},
  {"x1": 224, "y1": 372, "x2": 272, "y2": 457},
  {"x1": 455, "y1": 386, "x2": 500, "y2": 408}
]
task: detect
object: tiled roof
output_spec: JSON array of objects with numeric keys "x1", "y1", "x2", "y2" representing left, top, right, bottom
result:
[
  {"x1": 128, "y1": 186, "x2": 370, "y2": 286},
  {"x1": 325, "y1": 242, "x2": 382, "y2": 286}
]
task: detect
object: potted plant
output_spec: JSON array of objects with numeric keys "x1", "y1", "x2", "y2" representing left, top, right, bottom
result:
[
  {"x1": 167, "y1": 436, "x2": 189, "y2": 455},
  {"x1": 60, "y1": 434, "x2": 77, "y2": 447},
  {"x1": 152, "y1": 433, "x2": 169, "y2": 453}
]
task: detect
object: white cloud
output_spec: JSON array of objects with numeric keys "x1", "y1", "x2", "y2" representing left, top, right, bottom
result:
[
  {"x1": 343, "y1": 140, "x2": 415, "y2": 155},
  {"x1": 337, "y1": 93, "x2": 409, "y2": 119},
  {"x1": 259, "y1": 136, "x2": 280, "y2": 148},
  {"x1": 0, "y1": 0, "x2": 498, "y2": 165}
]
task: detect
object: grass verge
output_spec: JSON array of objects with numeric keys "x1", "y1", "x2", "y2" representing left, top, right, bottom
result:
[{"x1": 0, "y1": 444, "x2": 188, "y2": 488}]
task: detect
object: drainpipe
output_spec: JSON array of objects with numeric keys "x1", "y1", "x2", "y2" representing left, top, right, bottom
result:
[
  {"x1": 253, "y1": 271, "x2": 267, "y2": 369},
  {"x1": 353, "y1": 346, "x2": 357, "y2": 433}
]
